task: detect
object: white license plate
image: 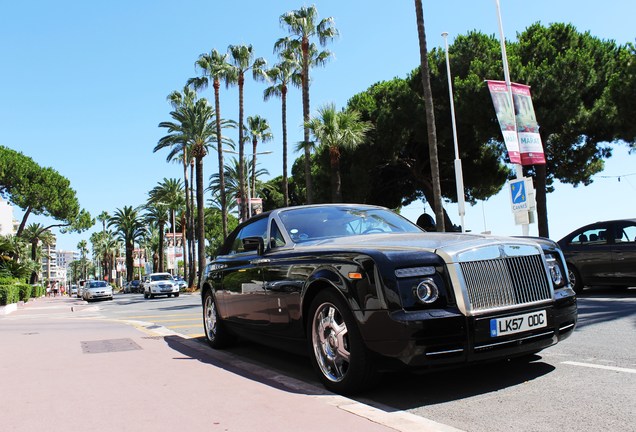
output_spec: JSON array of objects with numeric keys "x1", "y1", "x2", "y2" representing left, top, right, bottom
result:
[{"x1": 490, "y1": 310, "x2": 547, "y2": 337}]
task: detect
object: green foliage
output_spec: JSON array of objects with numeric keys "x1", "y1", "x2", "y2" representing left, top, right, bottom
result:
[
  {"x1": 0, "y1": 284, "x2": 20, "y2": 306},
  {"x1": 204, "y1": 207, "x2": 239, "y2": 257},
  {"x1": 17, "y1": 283, "x2": 32, "y2": 302}
]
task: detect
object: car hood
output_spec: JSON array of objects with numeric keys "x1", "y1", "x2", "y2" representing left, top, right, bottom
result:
[{"x1": 294, "y1": 232, "x2": 545, "y2": 262}]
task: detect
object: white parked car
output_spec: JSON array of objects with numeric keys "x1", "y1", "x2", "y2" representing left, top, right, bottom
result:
[
  {"x1": 143, "y1": 273, "x2": 180, "y2": 299},
  {"x1": 82, "y1": 280, "x2": 113, "y2": 302}
]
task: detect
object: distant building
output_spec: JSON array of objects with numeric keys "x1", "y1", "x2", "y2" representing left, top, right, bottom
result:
[
  {"x1": 0, "y1": 197, "x2": 16, "y2": 236},
  {"x1": 41, "y1": 233, "x2": 59, "y2": 284},
  {"x1": 57, "y1": 250, "x2": 79, "y2": 269}
]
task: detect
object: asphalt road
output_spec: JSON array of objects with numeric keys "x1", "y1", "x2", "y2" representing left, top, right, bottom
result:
[{"x1": 8, "y1": 287, "x2": 635, "y2": 432}]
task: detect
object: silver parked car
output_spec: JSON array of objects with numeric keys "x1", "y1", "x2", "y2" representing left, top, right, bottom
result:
[{"x1": 83, "y1": 280, "x2": 113, "y2": 302}]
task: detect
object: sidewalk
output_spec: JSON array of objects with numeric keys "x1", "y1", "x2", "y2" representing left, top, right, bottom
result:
[{"x1": 0, "y1": 296, "x2": 462, "y2": 432}]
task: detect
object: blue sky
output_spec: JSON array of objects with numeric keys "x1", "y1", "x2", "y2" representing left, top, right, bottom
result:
[{"x1": 2, "y1": 0, "x2": 635, "y2": 252}]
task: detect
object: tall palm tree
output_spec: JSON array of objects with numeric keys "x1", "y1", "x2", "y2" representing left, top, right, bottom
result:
[
  {"x1": 158, "y1": 98, "x2": 219, "y2": 288},
  {"x1": 148, "y1": 178, "x2": 185, "y2": 274},
  {"x1": 209, "y1": 158, "x2": 269, "y2": 216},
  {"x1": 305, "y1": 103, "x2": 372, "y2": 202},
  {"x1": 263, "y1": 53, "x2": 301, "y2": 206},
  {"x1": 143, "y1": 203, "x2": 169, "y2": 273},
  {"x1": 108, "y1": 206, "x2": 146, "y2": 282},
  {"x1": 77, "y1": 240, "x2": 89, "y2": 281},
  {"x1": 156, "y1": 87, "x2": 197, "y2": 283},
  {"x1": 97, "y1": 211, "x2": 109, "y2": 233},
  {"x1": 189, "y1": 49, "x2": 232, "y2": 240},
  {"x1": 225, "y1": 44, "x2": 267, "y2": 221},
  {"x1": 414, "y1": 0, "x2": 445, "y2": 232},
  {"x1": 276, "y1": 5, "x2": 338, "y2": 204},
  {"x1": 245, "y1": 115, "x2": 273, "y2": 202},
  {"x1": 20, "y1": 223, "x2": 55, "y2": 284}
]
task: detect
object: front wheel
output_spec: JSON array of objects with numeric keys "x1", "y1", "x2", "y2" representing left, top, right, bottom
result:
[
  {"x1": 568, "y1": 265, "x2": 584, "y2": 294},
  {"x1": 307, "y1": 291, "x2": 378, "y2": 394},
  {"x1": 203, "y1": 290, "x2": 234, "y2": 348}
]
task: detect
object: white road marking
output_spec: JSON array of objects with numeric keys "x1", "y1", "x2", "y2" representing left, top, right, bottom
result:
[{"x1": 562, "y1": 361, "x2": 636, "y2": 374}]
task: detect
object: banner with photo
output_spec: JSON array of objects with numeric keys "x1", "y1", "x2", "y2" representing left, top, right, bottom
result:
[
  {"x1": 487, "y1": 80, "x2": 545, "y2": 165},
  {"x1": 487, "y1": 80, "x2": 521, "y2": 164},
  {"x1": 511, "y1": 83, "x2": 545, "y2": 165}
]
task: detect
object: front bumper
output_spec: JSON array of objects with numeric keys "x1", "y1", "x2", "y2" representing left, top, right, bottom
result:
[{"x1": 359, "y1": 290, "x2": 577, "y2": 369}]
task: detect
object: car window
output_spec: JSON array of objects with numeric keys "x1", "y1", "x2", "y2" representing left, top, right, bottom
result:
[
  {"x1": 279, "y1": 207, "x2": 422, "y2": 243},
  {"x1": 90, "y1": 281, "x2": 107, "y2": 288},
  {"x1": 569, "y1": 227, "x2": 608, "y2": 245},
  {"x1": 270, "y1": 221, "x2": 286, "y2": 249},
  {"x1": 228, "y1": 217, "x2": 269, "y2": 254},
  {"x1": 615, "y1": 222, "x2": 636, "y2": 243}
]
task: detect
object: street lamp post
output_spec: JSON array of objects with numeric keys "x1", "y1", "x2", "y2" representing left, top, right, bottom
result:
[{"x1": 441, "y1": 31, "x2": 466, "y2": 233}]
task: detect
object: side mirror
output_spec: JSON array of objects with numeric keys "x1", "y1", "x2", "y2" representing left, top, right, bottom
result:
[{"x1": 242, "y1": 236, "x2": 264, "y2": 254}]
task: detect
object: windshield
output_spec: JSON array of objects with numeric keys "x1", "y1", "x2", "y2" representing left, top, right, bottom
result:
[
  {"x1": 151, "y1": 274, "x2": 173, "y2": 282},
  {"x1": 279, "y1": 206, "x2": 422, "y2": 243},
  {"x1": 89, "y1": 281, "x2": 108, "y2": 288}
]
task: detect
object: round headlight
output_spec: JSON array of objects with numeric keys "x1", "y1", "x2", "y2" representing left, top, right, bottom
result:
[
  {"x1": 546, "y1": 256, "x2": 565, "y2": 287},
  {"x1": 414, "y1": 278, "x2": 439, "y2": 304}
]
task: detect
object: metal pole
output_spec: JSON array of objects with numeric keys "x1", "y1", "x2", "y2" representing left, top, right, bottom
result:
[
  {"x1": 442, "y1": 32, "x2": 466, "y2": 233},
  {"x1": 494, "y1": 0, "x2": 529, "y2": 235}
]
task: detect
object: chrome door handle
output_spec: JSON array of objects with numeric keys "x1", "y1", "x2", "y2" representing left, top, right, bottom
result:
[{"x1": 250, "y1": 258, "x2": 270, "y2": 265}]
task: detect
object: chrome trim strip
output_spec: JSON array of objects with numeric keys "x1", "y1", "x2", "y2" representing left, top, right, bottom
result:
[
  {"x1": 559, "y1": 323, "x2": 575, "y2": 332},
  {"x1": 475, "y1": 330, "x2": 554, "y2": 350},
  {"x1": 425, "y1": 348, "x2": 465, "y2": 357}
]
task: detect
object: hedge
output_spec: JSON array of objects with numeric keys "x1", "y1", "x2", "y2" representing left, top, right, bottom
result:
[{"x1": 0, "y1": 284, "x2": 20, "y2": 306}]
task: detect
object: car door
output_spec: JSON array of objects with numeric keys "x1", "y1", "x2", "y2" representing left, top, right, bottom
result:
[
  {"x1": 564, "y1": 222, "x2": 613, "y2": 284},
  {"x1": 261, "y1": 220, "x2": 307, "y2": 333},
  {"x1": 610, "y1": 220, "x2": 636, "y2": 284},
  {"x1": 215, "y1": 216, "x2": 270, "y2": 327}
]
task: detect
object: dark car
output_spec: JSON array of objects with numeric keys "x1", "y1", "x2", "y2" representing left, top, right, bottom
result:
[
  {"x1": 201, "y1": 204, "x2": 577, "y2": 394},
  {"x1": 557, "y1": 219, "x2": 636, "y2": 293}
]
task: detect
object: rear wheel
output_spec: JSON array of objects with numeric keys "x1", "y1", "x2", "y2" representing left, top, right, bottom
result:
[
  {"x1": 203, "y1": 290, "x2": 234, "y2": 348},
  {"x1": 307, "y1": 290, "x2": 378, "y2": 394},
  {"x1": 174, "y1": 292, "x2": 180, "y2": 297}
]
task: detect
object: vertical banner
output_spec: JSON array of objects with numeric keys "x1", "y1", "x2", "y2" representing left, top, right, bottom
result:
[
  {"x1": 487, "y1": 80, "x2": 521, "y2": 164},
  {"x1": 511, "y1": 83, "x2": 545, "y2": 165}
]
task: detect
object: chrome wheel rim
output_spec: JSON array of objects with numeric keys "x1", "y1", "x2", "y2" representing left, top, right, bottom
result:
[
  {"x1": 568, "y1": 269, "x2": 577, "y2": 288},
  {"x1": 204, "y1": 295, "x2": 217, "y2": 341},
  {"x1": 311, "y1": 302, "x2": 350, "y2": 383}
]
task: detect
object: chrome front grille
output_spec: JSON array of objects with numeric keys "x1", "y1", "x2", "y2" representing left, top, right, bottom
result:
[{"x1": 459, "y1": 254, "x2": 551, "y2": 312}]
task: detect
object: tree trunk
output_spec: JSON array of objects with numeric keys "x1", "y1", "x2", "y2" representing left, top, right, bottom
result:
[
  {"x1": 282, "y1": 85, "x2": 289, "y2": 206},
  {"x1": 188, "y1": 161, "x2": 196, "y2": 288},
  {"x1": 182, "y1": 152, "x2": 190, "y2": 283},
  {"x1": 238, "y1": 73, "x2": 247, "y2": 221},
  {"x1": 329, "y1": 147, "x2": 342, "y2": 202},
  {"x1": 196, "y1": 155, "x2": 206, "y2": 290},
  {"x1": 535, "y1": 164, "x2": 549, "y2": 237},
  {"x1": 16, "y1": 206, "x2": 32, "y2": 237},
  {"x1": 158, "y1": 221, "x2": 165, "y2": 273},
  {"x1": 214, "y1": 79, "x2": 228, "y2": 240},
  {"x1": 414, "y1": 0, "x2": 445, "y2": 232},
  {"x1": 252, "y1": 137, "x2": 258, "y2": 209},
  {"x1": 302, "y1": 37, "x2": 313, "y2": 204}
]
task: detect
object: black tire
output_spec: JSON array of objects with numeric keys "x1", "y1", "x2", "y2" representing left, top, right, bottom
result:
[
  {"x1": 307, "y1": 290, "x2": 378, "y2": 394},
  {"x1": 167, "y1": 293, "x2": 172, "y2": 298},
  {"x1": 174, "y1": 292, "x2": 179, "y2": 297},
  {"x1": 203, "y1": 290, "x2": 234, "y2": 348},
  {"x1": 144, "y1": 291, "x2": 149, "y2": 299},
  {"x1": 568, "y1": 265, "x2": 584, "y2": 294}
]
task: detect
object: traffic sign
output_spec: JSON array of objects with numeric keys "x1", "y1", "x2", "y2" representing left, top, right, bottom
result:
[{"x1": 510, "y1": 179, "x2": 528, "y2": 212}]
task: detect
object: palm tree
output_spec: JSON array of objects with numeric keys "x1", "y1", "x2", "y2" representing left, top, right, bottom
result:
[
  {"x1": 143, "y1": 203, "x2": 169, "y2": 273},
  {"x1": 189, "y1": 49, "x2": 233, "y2": 240},
  {"x1": 97, "y1": 211, "x2": 109, "y2": 233},
  {"x1": 20, "y1": 223, "x2": 55, "y2": 284},
  {"x1": 245, "y1": 115, "x2": 273, "y2": 202},
  {"x1": 276, "y1": 5, "x2": 338, "y2": 204},
  {"x1": 108, "y1": 206, "x2": 146, "y2": 282},
  {"x1": 209, "y1": 158, "x2": 269, "y2": 215},
  {"x1": 77, "y1": 239, "x2": 89, "y2": 281},
  {"x1": 148, "y1": 178, "x2": 184, "y2": 274},
  {"x1": 225, "y1": 44, "x2": 267, "y2": 221},
  {"x1": 264, "y1": 53, "x2": 301, "y2": 207},
  {"x1": 156, "y1": 87, "x2": 197, "y2": 284},
  {"x1": 158, "y1": 98, "x2": 219, "y2": 288},
  {"x1": 414, "y1": 0, "x2": 444, "y2": 232},
  {"x1": 305, "y1": 103, "x2": 372, "y2": 202}
]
